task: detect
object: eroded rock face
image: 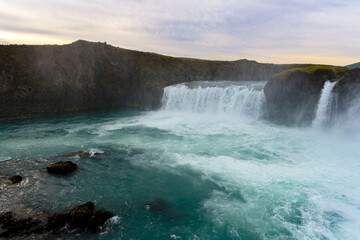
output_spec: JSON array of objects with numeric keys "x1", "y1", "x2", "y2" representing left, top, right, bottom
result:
[
  {"x1": 264, "y1": 67, "x2": 347, "y2": 126},
  {"x1": 47, "y1": 161, "x2": 78, "y2": 174}
]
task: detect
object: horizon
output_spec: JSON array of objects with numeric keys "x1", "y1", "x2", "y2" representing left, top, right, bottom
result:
[{"x1": 0, "y1": 1, "x2": 359, "y2": 66}]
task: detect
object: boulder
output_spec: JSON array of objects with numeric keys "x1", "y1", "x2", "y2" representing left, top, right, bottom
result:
[
  {"x1": 9, "y1": 175, "x2": 23, "y2": 184},
  {"x1": 87, "y1": 209, "x2": 113, "y2": 233},
  {"x1": 47, "y1": 161, "x2": 78, "y2": 175},
  {"x1": 47, "y1": 201, "x2": 112, "y2": 233},
  {"x1": 68, "y1": 201, "x2": 95, "y2": 228},
  {"x1": 47, "y1": 213, "x2": 69, "y2": 230}
]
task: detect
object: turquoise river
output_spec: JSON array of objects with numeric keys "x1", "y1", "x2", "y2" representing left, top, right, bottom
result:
[{"x1": 1, "y1": 81, "x2": 360, "y2": 239}]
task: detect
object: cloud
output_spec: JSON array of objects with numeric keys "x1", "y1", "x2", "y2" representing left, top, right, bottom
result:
[{"x1": 0, "y1": 0, "x2": 359, "y2": 65}]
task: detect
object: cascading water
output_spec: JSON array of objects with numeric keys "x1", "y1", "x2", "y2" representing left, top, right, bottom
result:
[
  {"x1": 312, "y1": 80, "x2": 337, "y2": 127},
  {"x1": 161, "y1": 81, "x2": 266, "y2": 119},
  {"x1": 1, "y1": 80, "x2": 360, "y2": 239}
]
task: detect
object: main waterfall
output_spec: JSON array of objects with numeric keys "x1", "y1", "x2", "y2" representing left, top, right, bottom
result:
[{"x1": 161, "y1": 81, "x2": 266, "y2": 119}]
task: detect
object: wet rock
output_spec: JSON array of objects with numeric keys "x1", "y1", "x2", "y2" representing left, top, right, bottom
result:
[
  {"x1": 47, "y1": 213, "x2": 69, "y2": 230},
  {"x1": 9, "y1": 175, "x2": 23, "y2": 184},
  {"x1": 60, "y1": 151, "x2": 102, "y2": 158},
  {"x1": 87, "y1": 209, "x2": 113, "y2": 233},
  {"x1": 144, "y1": 198, "x2": 167, "y2": 212},
  {"x1": 47, "y1": 161, "x2": 78, "y2": 175},
  {"x1": 68, "y1": 201, "x2": 95, "y2": 228},
  {"x1": 47, "y1": 201, "x2": 112, "y2": 233},
  {"x1": 0, "y1": 212, "x2": 43, "y2": 238}
]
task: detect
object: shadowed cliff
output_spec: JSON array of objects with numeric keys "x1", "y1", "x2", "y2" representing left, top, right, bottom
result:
[
  {"x1": 264, "y1": 66, "x2": 350, "y2": 125},
  {"x1": 0, "y1": 40, "x2": 307, "y2": 118}
]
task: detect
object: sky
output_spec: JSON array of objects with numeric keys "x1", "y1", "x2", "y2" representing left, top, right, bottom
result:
[{"x1": 0, "y1": 0, "x2": 359, "y2": 65}]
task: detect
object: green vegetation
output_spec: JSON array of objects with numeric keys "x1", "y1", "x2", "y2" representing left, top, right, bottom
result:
[{"x1": 271, "y1": 65, "x2": 349, "y2": 82}]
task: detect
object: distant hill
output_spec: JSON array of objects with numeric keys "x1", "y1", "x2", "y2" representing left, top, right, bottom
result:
[{"x1": 346, "y1": 62, "x2": 360, "y2": 69}]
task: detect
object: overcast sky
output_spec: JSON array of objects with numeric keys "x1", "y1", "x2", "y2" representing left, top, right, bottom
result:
[{"x1": 0, "y1": 0, "x2": 359, "y2": 65}]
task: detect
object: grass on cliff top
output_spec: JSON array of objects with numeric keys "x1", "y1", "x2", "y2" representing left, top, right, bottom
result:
[{"x1": 271, "y1": 65, "x2": 349, "y2": 82}]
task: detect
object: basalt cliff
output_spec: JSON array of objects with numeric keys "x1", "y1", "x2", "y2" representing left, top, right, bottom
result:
[
  {"x1": 1, "y1": 40, "x2": 305, "y2": 118},
  {"x1": 0, "y1": 40, "x2": 358, "y2": 124}
]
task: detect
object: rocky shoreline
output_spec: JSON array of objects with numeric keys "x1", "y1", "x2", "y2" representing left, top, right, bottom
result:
[
  {"x1": 1, "y1": 151, "x2": 113, "y2": 238},
  {"x1": 1, "y1": 150, "x2": 170, "y2": 239}
]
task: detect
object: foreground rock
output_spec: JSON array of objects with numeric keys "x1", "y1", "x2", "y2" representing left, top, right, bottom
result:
[
  {"x1": 9, "y1": 175, "x2": 23, "y2": 184},
  {"x1": 47, "y1": 161, "x2": 78, "y2": 174},
  {"x1": 0, "y1": 202, "x2": 113, "y2": 238},
  {"x1": 0, "y1": 212, "x2": 44, "y2": 238},
  {"x1": 264, "y1": 66, "x2": 348, "y2": 125},
  {"x1": 60, "y1": 150, "x2": 102, "y2": 158},
  {"x1": 47, "y1": 201, "x2": 113, "y2": 233}
]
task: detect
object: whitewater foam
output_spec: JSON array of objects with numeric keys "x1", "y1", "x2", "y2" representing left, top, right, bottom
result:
[{"x1": 162, "y1": 81, "x2": 266, "y2": 119}]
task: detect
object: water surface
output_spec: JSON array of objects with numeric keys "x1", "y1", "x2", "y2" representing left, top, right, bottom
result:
[{"x1": 1, "y1": 81, "x2": 360, "y2": 239}]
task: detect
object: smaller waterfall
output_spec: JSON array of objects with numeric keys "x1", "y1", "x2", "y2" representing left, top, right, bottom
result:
[{"x1": 312, "y1": 81, "x2": 337, "y2": 127}]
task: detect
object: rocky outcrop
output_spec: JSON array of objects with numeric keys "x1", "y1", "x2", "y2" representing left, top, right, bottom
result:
[
  {"x1": 47, "y1": 201, "x2": 113, "y2": 233},
  {"x1": 264, "y1": 66, "x2": 348, "y2": 125},
  {"x1": 0, "y1": 202, "x2": 113, "y2": 238},
  {"x1": 0, "y1": 212, "x2": 44, "y2": 238},
  {"x1": 0, "y1": 40, "x2": 309, "y2": 118},
  {"x1": 47, "y1": 161, "x2": 78, "y2": 174}
]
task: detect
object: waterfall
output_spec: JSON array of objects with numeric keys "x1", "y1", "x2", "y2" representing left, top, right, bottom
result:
[
  {"x1": 161, "y1": 81, "x2": 266, "y2": 119},
  {"x1": 312, "y1": 81, "x2": 337, "y2": 127}
]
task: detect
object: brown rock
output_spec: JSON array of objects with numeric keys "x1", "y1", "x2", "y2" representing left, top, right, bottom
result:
[
  {"x1": 87, "y1": 209, "x2": 113, "y2": 233},
  {"x1": 68, "y1": 201, "x2": 95, "y2": 228},
  {"x1": 9, "y1": 175, "x2": 23, "y2": 184},
  {"x1": 47, "y1": 161, "x2": 78, "y2": 175}
]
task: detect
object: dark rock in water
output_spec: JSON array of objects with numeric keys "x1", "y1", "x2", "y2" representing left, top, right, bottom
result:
[
  {"x1": 1, "y1": 202, "x2": 112, "y2": 237},
  {"x1": 9, "y1": 175, "x2": 23, "y2": 184},
  {"x1": 60, "y1": 151, "x2": 102, "y2": 158},
  {"x1": 144, "y1": 198, "x2": 167, "y2": 212},
  {"x1": 68, "y1": 201, "x2": 95, "y2": 228},
  {"x1": 87, "y1": 209, "x2": 113, "y2": 233},
  {"x1": 47, "y1": 201, "x2": 112, "y2": 233},
  {"x1": 47, "y1": 213, "x2": 69, "y2": 230},
  {"x1": 0, "y1": 211, "x2": 43, "y2": 238},
  {"x1": 264, "y1": 66, "x2": 348, "y2": 126},
  {"x1": 47, "y1": 161, "x2": 78, "y2": 175}
]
